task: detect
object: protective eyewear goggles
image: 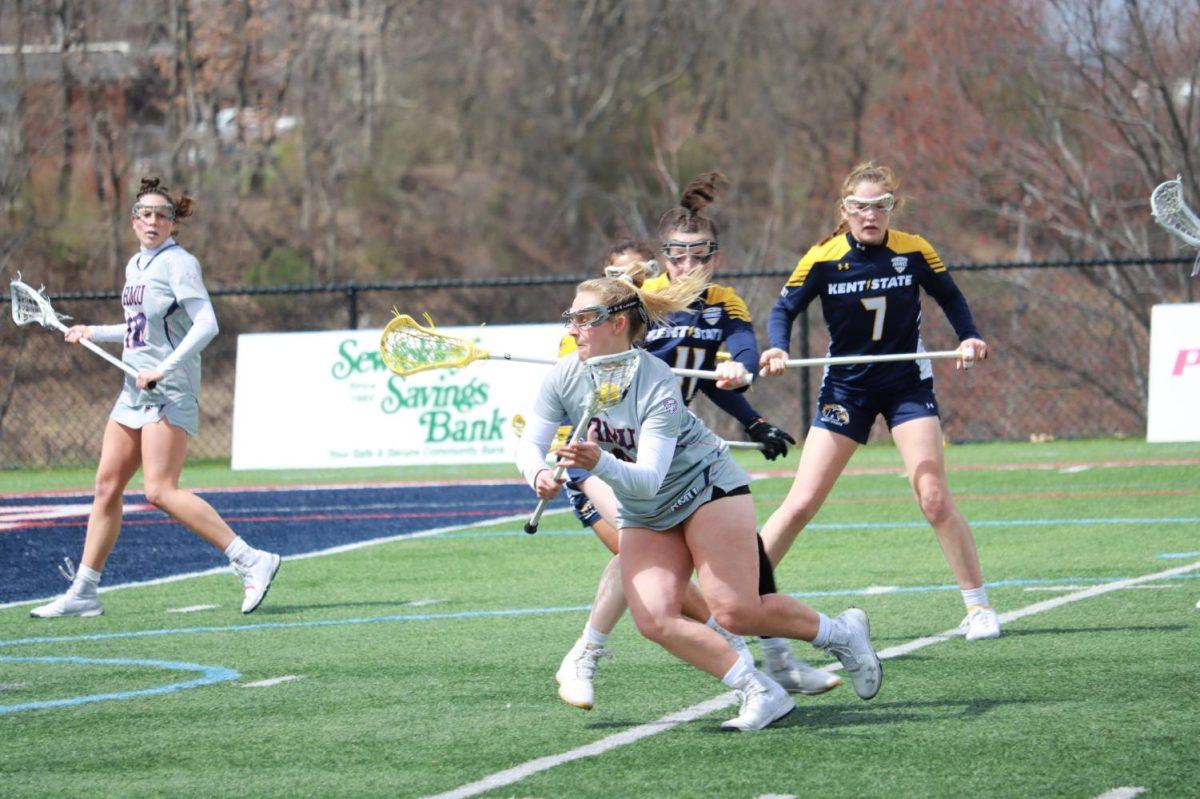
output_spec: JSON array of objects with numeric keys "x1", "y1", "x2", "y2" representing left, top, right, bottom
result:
[
  {"x1": 842, "y1": 193, "x2": 895, "y2": 215},
  {"x1": 562, "y1": 297, "x2": 643, "y2": 328},
  {"x1": 603, "y1": 259, "x2": 662, "y2": 281},
  {"x1": 132, "y1": 202, "x2": 176, "y2": 222},
  {"x1": 661, "y1": 239, "x2": 718, "y2": 264}
]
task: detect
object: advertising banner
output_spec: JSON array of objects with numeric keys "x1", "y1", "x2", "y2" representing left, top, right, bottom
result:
[
  {"x1": 231, "y1": 324, "x2": 563, "y2": 469},
  {"x1": 1146, "y1": 303, "x2": 1200, "y2": 443}
]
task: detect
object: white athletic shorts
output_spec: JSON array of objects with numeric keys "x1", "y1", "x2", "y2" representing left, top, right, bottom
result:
[{"x1": 109, "y1": 395, "x2": 200, "y2": 437}]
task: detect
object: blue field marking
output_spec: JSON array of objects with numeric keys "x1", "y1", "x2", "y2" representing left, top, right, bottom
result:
[
  {"x1": 0, "y1": 482, "x2": 563, "y2": 604},
  {"x1": 447, "y1": 516, "x2": 1200, "y2": 540},
  {"x1": 1159, "y1": 551, "x2": 1200, "y2": 559},
  {"x1": 0, "y1": 655, "x2": 239, "y2": 714},
  {"x1": 0, "y1": 605, "x2": 594, "y2": 649},
  {"x1": 6, "y1": 570, "x2": 1198, "y2": 651}
]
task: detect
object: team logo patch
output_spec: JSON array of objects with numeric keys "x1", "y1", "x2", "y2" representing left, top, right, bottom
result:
[
  {"x1": 662, "y1": 398, "x2": 678, "y2": 415},
  {"x1": 820, "y1": 403, "x2": 850, "y2": 426},
  {"x1": 701, "y1": 306, "x2": 723, "y2": 325},
  {"x1": 891, "y1": 256, "x2": 908, "y2": 273}
]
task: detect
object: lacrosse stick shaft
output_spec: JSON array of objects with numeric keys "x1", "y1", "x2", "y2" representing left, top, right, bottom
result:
[
  {"x1": 44, "y1": 317, "x2": 147, "y2": 383},
  {"x1": 724, "y1": 440, "x2": 766, "y2": 451},
  {"x1": 488, "y1": 353, "x2": 557, "y2": 366},
  {"x1": 774, "y1": 349, "x2": 964, "y2": 370},
  {"x1": 670, "y1": 366, "x2": 754, "y2": 387},
  {"x1": 524, "y1": 411, "x2": 594, "y2": 534}
]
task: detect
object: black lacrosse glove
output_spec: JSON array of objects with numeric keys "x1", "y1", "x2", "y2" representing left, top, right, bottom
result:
[{"x1": 745, "y1": 418, "x2": 797, "y2": 461}]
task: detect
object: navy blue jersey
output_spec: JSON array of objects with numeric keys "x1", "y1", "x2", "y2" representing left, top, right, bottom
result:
[
  {"x1": 640, "y1": 275, "x2": 761, "y2": 426},
  {"x1": 767, "y1": 230, "x2": 980, "y2": 391}
]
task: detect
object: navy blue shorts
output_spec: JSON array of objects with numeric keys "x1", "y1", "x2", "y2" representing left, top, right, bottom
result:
[
  {"x1": 564, "y1": 467, "x2": 602, "y2": 528},
  {"x1": 812, "y1": 378, "x2": 939, "y2": 445}
]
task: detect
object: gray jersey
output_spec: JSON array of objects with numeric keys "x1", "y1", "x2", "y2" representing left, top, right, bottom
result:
[
  {"x1": 533, "y1": 349, "x2": 750, "y2": 530},
  {"x1": 116, "y1": 238, "x2": 210, "y2": 409}
]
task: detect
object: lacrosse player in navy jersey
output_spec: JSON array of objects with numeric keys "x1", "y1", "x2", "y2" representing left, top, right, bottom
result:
[
  {"x1": 516, "y1": 271, "x2": 882, "y2": 731},
  {"x1": 759, "y1": 161, "x2": 1000, "y2": 641},
  {"x1": 31, "y1": 178, "x2": 280, "y2": 619}
]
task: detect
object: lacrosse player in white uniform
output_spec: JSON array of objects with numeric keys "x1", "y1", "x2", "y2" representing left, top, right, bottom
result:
[
  {"x1": 31, "y1": 178, "x2": 280, "y2": 619},
  {"x1": 553, "y1": 179, "x2": 839, "y2": 710},
  {"x1": 516, "y1": 272, "x2": 883, "y2": 731}
]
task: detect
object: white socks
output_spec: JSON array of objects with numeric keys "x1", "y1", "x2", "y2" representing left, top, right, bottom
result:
[
  {"x1": 810, "y1": 613, "x2": 833, "y2": 649},
  {"x1": 961, "y1": 586, "x2": 990, "y2": 609},
  {"x1": 72, "y1": 564, "x2": 102, "y2": 595},
  {"x1": 582, "y1": 624, "x2": 609, "y2": 649},
  {"x1": 721, "y1": 657, "x2": 754, "y2": 689},
  {"x1": 224, "y1": 536, "x2": 254, "y2": 564},
  {"x1": 759, "y1": 635, "x2": 789, "y2": 664}
]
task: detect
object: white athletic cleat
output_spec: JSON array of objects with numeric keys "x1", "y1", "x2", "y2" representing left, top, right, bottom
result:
[
  {"x1": 235, "y1": 552, "x2": 281, "y2": 614},
  {"x1": 822, "y1": 608, "x2": 882, "y2": 700},
  {"x1": 961, "y1": 606, "x2": 1001, "y2": 641},
  {"x1": 555, "y1": 638, "x2": 611, "y2": 710},
  {"x1": 720, "y1": 670, "x2": 796, "y2": 732},
  {"x1": 30, "y1": 590, "x2": 103, "y2": 619},
  {"x1": 764, "y1": 652, "x2": 843, "y2": 695}
]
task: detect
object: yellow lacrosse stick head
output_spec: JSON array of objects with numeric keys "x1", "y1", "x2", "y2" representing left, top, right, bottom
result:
[{"x1": 380, "y1": 312, "x2": 485, "y2": 376}]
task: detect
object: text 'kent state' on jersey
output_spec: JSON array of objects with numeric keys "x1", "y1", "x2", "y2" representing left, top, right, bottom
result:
[
  {"x1": 767, "y1": 230, "x2": 981, "y2": 391},
  {"x1": 640, "y1": 273, "x2": 759, "y2": 402}
]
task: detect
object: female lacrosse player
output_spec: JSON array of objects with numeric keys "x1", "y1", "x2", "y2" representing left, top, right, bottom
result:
[
  {"x1": 30, "y1": 177, "x2": 281, "y2": 619},
  {"x1": 758, "y1": 161, "x2": 999, "y2": 641},
  {"x1": 555, "y1": 184, "x2": 838, "y2": 710},
  {"x1": 516, "y1": 272, "x2": 883, "y2": 731}
]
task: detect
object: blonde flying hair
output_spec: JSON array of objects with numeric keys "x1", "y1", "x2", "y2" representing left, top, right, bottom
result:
[
  {"x1": 828, "y1": 161, "x2": 900, "y2": 240},
  {"x1": 576, "y1": 264, "x2": 712, "y2": 344}
]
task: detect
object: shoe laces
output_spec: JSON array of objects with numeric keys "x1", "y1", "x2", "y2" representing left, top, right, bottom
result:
[
  {"x1": 961, "y1": 606, "x2": 992, "y2": 628},
  {"x1": 572, "y1": 646, "x2": 611, "y2": 678},
  {"x1": 735, "y1": 674, "x2": 771, "y2": 712},
  {"x1": 825, "y1": 623, "x2": 864, "y2": 665},
  {"x1": 57, "y1": 556, "x2": 77, "y2": 582}
]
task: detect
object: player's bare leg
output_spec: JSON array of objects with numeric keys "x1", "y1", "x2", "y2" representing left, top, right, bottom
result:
[
  {"x1": 892, "y1": 416, "x2": 999, "y2": 640},
  {"x1": 756, "y1": 427, "x2": 857, "y2": 565},
  {"x1": 141, "y1": 419, "x2": 280, "y2": 614}
]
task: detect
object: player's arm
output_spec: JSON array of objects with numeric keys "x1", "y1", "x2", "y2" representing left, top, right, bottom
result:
[
  {"x1": 515, "y1": 368, "x2": 571, "y2": 499},
  {"x1": 155, "y1": 297, "x2": 219, "y2": 375},
  {"x1": 74, "y1": 323, "x2": 125, "y2": 343},
  {"x1": 763, "y1": 252, "x2": 823, "y2": 374},
  {"x1": 515, "y1": 412, "x2": 561, "y2": 492},
  {"x1": 710, "y1": 287, "x2": 759, "y2": 386},
  {"x1": 581, "y1": 431, "x2": 673, "y2": 499},
  {"x1": 913, "y1": 236, "x2": 988, "y2": 361},
  {"x1": 697, "y1": 380, "x2": 759, "y2": 426}
]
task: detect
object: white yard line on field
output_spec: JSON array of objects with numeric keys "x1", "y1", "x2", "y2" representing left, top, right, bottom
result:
[
  {"x1": 239, "y1": 675, "x2": 304, "y2": 688},
  {"x1": 1092, "y1": 788, "x2": 1146, "y2": 799},
  {"x1": 423, "y1": 560, "x2": 1200, "y2": 799}
]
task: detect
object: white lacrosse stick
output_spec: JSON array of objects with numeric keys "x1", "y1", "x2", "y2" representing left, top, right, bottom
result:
[
  {"x1": 761, "y1": 348, "x2": 969, "y2": 375},
  {"x1": 1150, "y1": 176, "x2": 1200, "y2": 276},
  {"x1": 10, "y1": 277, "x2": 152, "y2": 386},
  {"x1": 524, "y1": 349, "x2": 641, "y2": 534}
]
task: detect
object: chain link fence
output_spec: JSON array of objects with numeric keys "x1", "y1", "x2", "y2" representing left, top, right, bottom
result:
[{"x1": 0, "y1": 260, "x2": 1186, "y2": 470}]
